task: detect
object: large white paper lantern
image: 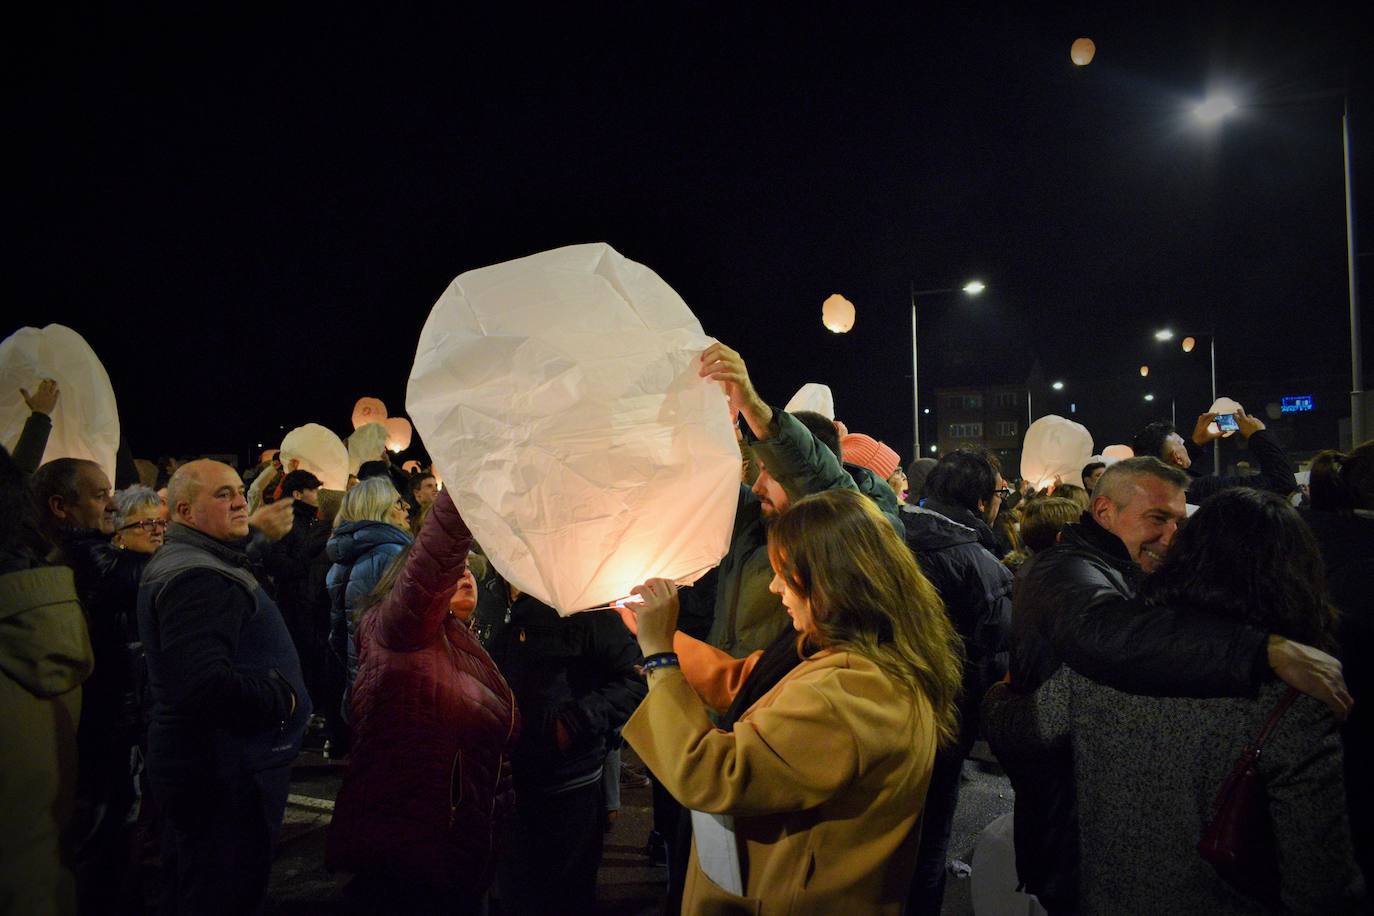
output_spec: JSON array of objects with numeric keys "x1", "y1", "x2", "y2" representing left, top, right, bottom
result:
[
  {"x1": 1101, "y1": 444, "x2": 1134, "y2": 463},
  {"x1": 821, "y1": 294, "x2": 855, "y2": 333},
  {"x1": 1020, "y1": 415, "x2": 1094, "y2": 491},
  {"x1": 0, "y1": 324, "x2": 120, "y2": 484},
  {"x1": 407, "y1": 242, "x2": 741, "y2": 614},
  {"x1": 348, "y1": 422, "x2": 388, "y2": 474},
  {"x1": 783, "y1": 383, "x2": 835, "y2": 420},
  {"x1": 280, "y1": 423, "x2": 349, "y2": 490},
  {"x1": 384, "y1": 417, "x2": 413, "y2": 452},
  {"x1": 351, "y1": 397, "x2": 388, "y2": 430}
]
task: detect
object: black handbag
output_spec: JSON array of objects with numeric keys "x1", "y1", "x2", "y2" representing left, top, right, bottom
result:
[{"x1": 1197, "y1": 687, "x2": 1300, "y2": 905}]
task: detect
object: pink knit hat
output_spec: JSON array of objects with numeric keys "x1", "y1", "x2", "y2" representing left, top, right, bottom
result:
[{"x1": 840, "y1": 433, "x2": 900, "y2": 480}]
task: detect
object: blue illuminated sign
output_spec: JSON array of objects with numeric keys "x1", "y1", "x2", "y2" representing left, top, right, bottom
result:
[{"x1": 1280, "y1": 395, "x2": 1314, "y2": 414}]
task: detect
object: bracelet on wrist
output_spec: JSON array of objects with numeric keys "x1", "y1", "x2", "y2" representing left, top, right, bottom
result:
[{"x1": 641, "y1": 652, "x2": 680, "y2": 674}]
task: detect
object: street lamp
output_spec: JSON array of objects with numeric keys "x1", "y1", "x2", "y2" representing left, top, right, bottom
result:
[
  {"x1": 1051, "y1": 380, "x2": 1065, "y2": 391},
  {"x1": 911, "y1": 279, "x2": 986, "y2": 460},
  {"x1": 1190, "y1": 89, "x2": 1363, "y2": 445}
]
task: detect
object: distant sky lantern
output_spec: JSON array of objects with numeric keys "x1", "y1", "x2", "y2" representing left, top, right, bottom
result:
[
  {"x1": 1139, "y1": 365, "x2": 1149, "y2": 377},
  {"x1": 1181, "y1": 336, "x2": 1196, "y2": 353},
  {"x1": 351, "y1": 397, "x2": 388, "y2": 430},
  {"x1": 406, "y1": 242, "x2": 741, "y2": 614},
  {"x1": 821, "y1": 294, "x2": 855, "y2": 334},
  {"x1": 1071, "y1": 37, "x2": 1096, "y2": 66},
  {"x1": 384, "y1": 416, "x2": 413, "y2": 452}
]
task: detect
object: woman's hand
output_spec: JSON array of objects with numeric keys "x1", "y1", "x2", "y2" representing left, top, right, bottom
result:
[{"x1": 629, "y1": 578, "x2": 679, "y2": 657}]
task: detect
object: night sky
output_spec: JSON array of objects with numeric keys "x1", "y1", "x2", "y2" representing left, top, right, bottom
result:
[{"x1": 10, "y1": 4, "x2": 1373, "y2": 467}]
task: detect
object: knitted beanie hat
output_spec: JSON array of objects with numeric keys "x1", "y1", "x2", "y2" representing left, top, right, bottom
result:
[{"x1": 840, "y1": 433, "x2": 900, "y2": 481}]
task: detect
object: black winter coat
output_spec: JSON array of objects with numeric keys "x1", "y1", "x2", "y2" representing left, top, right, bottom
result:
[
  {"x1": 900, "y1": 501, "x2": 1012, "y2": 716},
  {"x1": 486, "y1": 596, "x2": 645, "y2": 794},
  {"x1": 1185, "y1": 428, "x2": 1297, "y2": 503},
  {"x1": 991, "y1": 513, "x2": 1272, "y2": 908}
]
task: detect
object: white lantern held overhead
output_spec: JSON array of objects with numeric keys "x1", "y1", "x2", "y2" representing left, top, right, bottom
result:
[
  {"x1": 1020, "y1": 415, "x2": 1094, "y2": 491},
  {"x1": 0, "y1": 324, "x2": 121, "y2": 485},
  {"x1": 1101, "y1": 444, "x2": 1134, "y2": 463},
  {"x1": 280, "y1": 423, "x2": 349, "y2": 491},
  {"x1": 821, "y1": 294, "x2": 855, "y2": 334},
  {"x1": 783, "y1": 383, "x2": 836, "y2": 420},
  {"x1": 406, "y1": 242, "x2": 741, "y2": 614},
  {"x1": 348, "y1": 422, "x2": 389, "y2": 474}
]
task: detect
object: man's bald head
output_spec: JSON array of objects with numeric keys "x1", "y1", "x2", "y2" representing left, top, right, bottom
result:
[{"x1": 169, "y1": 460, "x2": 251, "y2": 542}]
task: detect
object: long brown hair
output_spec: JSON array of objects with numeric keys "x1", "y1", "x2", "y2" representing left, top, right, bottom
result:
[{"x1": 767, "y1": 489, "x2": 964, "y2": 748}]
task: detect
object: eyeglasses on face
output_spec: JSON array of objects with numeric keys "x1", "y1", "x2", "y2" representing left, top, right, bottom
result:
[
  {"x1": 120, "y1": 519, "x2": 169, "y2": 533},
  {"x1": 993, "y1": 487, "x2": 1013, "y2": 499}
]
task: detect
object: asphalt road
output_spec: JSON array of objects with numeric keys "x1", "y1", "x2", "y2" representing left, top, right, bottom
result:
[{"x1": 264, "y1": 745, "x2": 1014, "y2": 914}]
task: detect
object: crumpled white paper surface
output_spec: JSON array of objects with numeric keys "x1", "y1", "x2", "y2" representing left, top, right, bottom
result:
[
  {"x1": 347, "y1": 422, "x2": 388, "y2": 474},
  {"x1": 0, "y1": 324, "x2": 120, "y2": 484},
  {"x1": 406, "y1": 242, "x2": 741, "y2": 614},
  {"x1": 1021, "y1": 415, "x2": 1093, "y2": 491},
  {"x1": 281, "y1": 423, "x2": 349, "y2": 491}
]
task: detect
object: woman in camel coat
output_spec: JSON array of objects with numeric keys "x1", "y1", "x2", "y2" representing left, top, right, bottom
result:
[{"x1": 623, "y1": 489, "x2": 963, "y2": 914}]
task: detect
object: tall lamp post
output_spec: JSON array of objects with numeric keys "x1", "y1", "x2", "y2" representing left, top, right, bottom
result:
[
  {"x1": 1193, "y1": 90, "x2": 1363, "y2": 445},
  {"x1": 911, "y1": 279, "x2": 985, "y2": 460},
  {"x1": 1154, "y1": 328, "x2": 1219, "y2": 474}
]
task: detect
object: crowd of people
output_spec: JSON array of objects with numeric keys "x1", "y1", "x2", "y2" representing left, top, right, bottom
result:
[{"x1": 1, "y1": 344, "x2": 1369, "y2": 915}]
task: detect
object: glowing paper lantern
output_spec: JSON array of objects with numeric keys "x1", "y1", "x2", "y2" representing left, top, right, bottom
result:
[
  {"x1": 407, "y1": 242, "x2": 741, "y2": 614},
  {"x1": 401, "y1": 460, "x2": 421, "y2": 473},
  {"x1": 0, "y1": 324, "x2": 120, "y2": 484},
  {"x1": 784, "y1": 383, "x2": 835, "y2": 420},
  {"x1": 259, "y1": 449, "x2": 278, "y2": 464},
  {"x1": 1139, "y1": 365, "x2": 1149, "y2": 377},
  {"x1": 1207, "y1": 397, "x2": 1244, "y2": 438},
  {"x1": 1020, "y1": 415, "x2": 1093, "y2": 491},
  {"x1": 280, "y1": 423, "x2": 349, "y2": 490},
  {"x1": 1070, "y1": 37, "x2": 1096, "y2": 66},
  {"x1": 821, "y1": 294, "x2": 855, "y2": 333},
  {"x1": 1102, "y1": 444, "x2": 1134, "y2": 463},
  {"x1": 1181, "y1": 336, "x2": 1196, "y2": 353},
  {"x1": 383, "y1": 417, "x2": 413, "y2": 452},
  {"x1": 348, "y1": 422, "x2": 389, "y2": 474},
  {"x1": 351, "y1": 397, "x2": 388, "y2": 430}
]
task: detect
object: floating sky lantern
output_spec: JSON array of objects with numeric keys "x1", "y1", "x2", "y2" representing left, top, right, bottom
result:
[
  {"x1": 384, "y1": 416, "x2": 413, "y2": 452},
  {"x1": 280, "y1": 423, "x2": 349, "y2": 490},
  {"x1": 1021, "y1": 415, "x2": 1094, "y2": 490},
  {"x1": 1071, "y1": 37, "x2": 1096, "y2": 66},
  {"x1": 0, "y1": 324, "x2": 121, "y2": 485},
  {"x1": 1182, "y1": 336, "x2": 1196, "y2": 353},
  {"x1": 1139, "y1": 365, "x2": 1149, "y2": 377},
  {"x1": 406, "y1": 242, "x2": 740, "y2": 614},
  {"x1": 351, "y1": 397, "x2": 388, "y2": 430},
  {"x1": 821, "y1": 294, "x2": 855, "y2": 334}
]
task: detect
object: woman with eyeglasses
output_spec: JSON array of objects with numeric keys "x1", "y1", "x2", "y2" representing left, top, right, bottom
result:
[
  {"x1": 324, "y1": 477, "x2": 414, "y2": 749},
  {"x1": 113, "y1": 485, "x2": 168, "y2": 553}
]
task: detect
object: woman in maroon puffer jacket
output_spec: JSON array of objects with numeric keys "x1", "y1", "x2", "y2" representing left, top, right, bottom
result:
[{"x1": 327, "y1": 489, "x2": 519, "y2": 914}]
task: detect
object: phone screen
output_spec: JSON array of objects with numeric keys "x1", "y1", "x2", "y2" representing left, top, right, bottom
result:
[{"x1": 1216, "y1": 414, "x2": 1239, "y2": 433}]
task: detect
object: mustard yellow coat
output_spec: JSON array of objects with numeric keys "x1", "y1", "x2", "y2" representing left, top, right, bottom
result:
[{"x1": 623, "y1": 649, "x2": 936, "y2": 914}]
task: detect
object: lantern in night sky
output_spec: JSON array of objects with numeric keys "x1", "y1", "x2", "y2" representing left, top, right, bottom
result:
[
  {"x1": 1071, "y1": 38, "x2": 1096, "y2": 66},
  {"x1": 351, "y1": 397, "x2": 388, "y2": 430},
  {"x1": 821, "y1": 294, "x2": 856, "y2": 333},
  {"x1": 384, "y1": 416, "x2": 413, "y2": 452}
]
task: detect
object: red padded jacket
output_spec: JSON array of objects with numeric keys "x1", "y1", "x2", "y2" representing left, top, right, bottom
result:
[{"x1": 327, "y1": 489, "x2": 519, "y2": 894}]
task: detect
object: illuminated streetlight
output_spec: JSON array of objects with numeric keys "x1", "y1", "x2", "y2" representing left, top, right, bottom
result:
[
  {"x1": 1194, "y1": 94, "x2": 1238, "y2": 123},
  {"x1": 1144, "y1": 393, "x2": 1155, "y2": 402},
  {"x1": 1154, "y1": 329, "x2": 1174, "y2": 341},
  {"x1": 1051, "y1": 380, "x2": 1065, "y2": 391},
  {"x1": 912, "y1": 278, "x2": 989, "y2": 458},
  {"x1": 929, "y1": 444, "x2": 937, "y2": 453}
]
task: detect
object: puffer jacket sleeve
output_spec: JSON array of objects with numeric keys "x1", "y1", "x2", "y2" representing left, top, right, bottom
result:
[
  {"x1": 747, "y1": 409, "x2": 857, "y2": 503},
  {"x1": 375, "y1": 490, "x2": 473, "y2": 651}
]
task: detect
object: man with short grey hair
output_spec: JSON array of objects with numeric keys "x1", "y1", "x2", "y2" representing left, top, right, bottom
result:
[
  {"x1": 138, "y1": 459, "x2": 305, "y2": 915},
  {"x1": 984, "y1": 455, "x2": 1350, "y2": 914}
]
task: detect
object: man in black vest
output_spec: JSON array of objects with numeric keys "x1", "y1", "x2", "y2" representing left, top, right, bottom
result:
[{"x1": 138, "y1": 459, "x2": 308, "y2": 915}]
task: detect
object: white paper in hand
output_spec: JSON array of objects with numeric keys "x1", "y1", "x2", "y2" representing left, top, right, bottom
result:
[
  {"x1": 1020, "y1": 415, "x2": 1093, "y2": 490},
  {"x1": 0, "y1": 324, "x2": 120, "y2": 484},
  {"x1": 406, "y1": 243, "x2": 740, "y2": 614},
  {"x1": 281, "y1": 423, "x2": 349, "y2": 491}
]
